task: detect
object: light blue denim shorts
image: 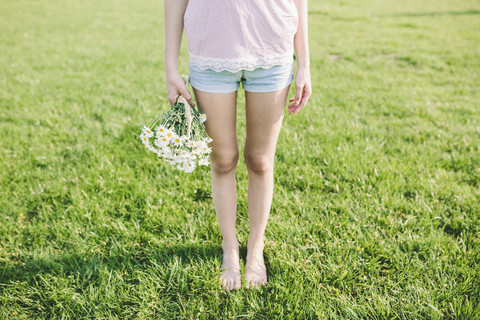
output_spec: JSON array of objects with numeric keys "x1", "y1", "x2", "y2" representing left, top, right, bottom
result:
[{"x1": 188, "y1": 63, "x2": 294, "y2": 93}]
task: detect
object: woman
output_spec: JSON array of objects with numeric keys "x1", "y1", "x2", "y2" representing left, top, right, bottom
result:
[{"x1": 164, "y1": 0, "x2": 311, "y2": 290}]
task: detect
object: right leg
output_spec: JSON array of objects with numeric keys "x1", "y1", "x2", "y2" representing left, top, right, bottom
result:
[{"x1": 192, "y1": 87, "x2": 241, "y2": 290}]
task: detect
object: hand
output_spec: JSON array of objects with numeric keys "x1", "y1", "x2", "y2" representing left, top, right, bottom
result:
[
  {"x1": 166, "y1": 72, "x2": 195, "y2": 107},
  {"x1": 288, "y1": 67, "x2": 311, "y2": 115}
]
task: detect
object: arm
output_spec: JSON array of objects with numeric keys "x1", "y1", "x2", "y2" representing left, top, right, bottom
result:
[
  {"x1": 288, "y1": 0, "x2": 312, "y2": 115},
  {"x1": 164, "y1": 0, "x2": 194, "y2": 106}
]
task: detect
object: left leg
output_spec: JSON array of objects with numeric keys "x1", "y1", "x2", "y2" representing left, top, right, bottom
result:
[{"x1": 243, "y1": 85, "x2": 290, "y2": 288}]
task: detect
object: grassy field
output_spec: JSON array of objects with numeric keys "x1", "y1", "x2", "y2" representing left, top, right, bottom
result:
[{"x1": 1, "y1": 0, "x2": 479, "y2": 318}]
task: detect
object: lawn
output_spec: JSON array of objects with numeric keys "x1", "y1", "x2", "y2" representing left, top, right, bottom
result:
[{"x1": 1, "y1": 0, "x2": 479, "y2": 319}]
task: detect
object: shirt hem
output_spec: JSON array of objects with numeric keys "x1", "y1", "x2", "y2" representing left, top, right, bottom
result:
[{"x1": 188, "y1": 53, "x2": 294, "y2": 73}]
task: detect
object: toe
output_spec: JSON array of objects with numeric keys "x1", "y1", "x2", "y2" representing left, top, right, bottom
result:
[
  {"x1": 235, "y1": 279, "x2": 242, "y2": 289},
  {"x1": 233, "y1": 280, "x2": 240, "y2": 290}
]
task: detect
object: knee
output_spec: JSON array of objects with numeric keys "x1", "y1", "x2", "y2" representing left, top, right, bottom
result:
[
  {"x1": 211, "y1": 150, "x2": 239, "y2": 174},
  {"x1": 244, "y1": 152, "x2": 273, "y2": 175}
]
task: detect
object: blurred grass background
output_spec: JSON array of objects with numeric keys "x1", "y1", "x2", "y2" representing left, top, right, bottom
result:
[{"x1": 1, "y1": 0, "x2": 479, "y2": 318}]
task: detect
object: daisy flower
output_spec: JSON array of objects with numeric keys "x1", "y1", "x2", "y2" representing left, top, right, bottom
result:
[
  {"x1": 172, "y1": 136, "x2": 182, "y2": 147},
  {"x1": 155, "y1": 137, "x2": 169, "y2": 148},
  {"x1": 173, "y1": 154, "x2": 186, "y2": 164},
  {"x1": 193, "y1": 140, "x2": 203, "y2": 148},
  {"x1": 199, "y1": 157, "x2": 210, "y2": 166},
  {"x1": 203, "y1": 137, "x2": 213, "y2": 144},
  {"x1": 165, "y1": 130, "x2": 175, "y2": 140},
  {"x1": 140, "y1": 134, "x2": 149, "y2": 146},
  {"x1": 142, "y1": 126, "x2": 154, "y2": 138},
  {"x1": 179, "y1": 135, "x2": 189, "y2": 145},
  {"x1": 147, "y1": 145, "x2": 158, "y2": 153},
  {"x1": 199, "y1": 113, "x2": 207, "y2": 123},
  {"x1": 162, "y1": 146, "x2": 173, "y2": 155},
  {"x1": 184, "y1": 161, "x2": 196, "y2": 173},
  {"x1": 197, "y1": 145, "x2": 212, "y2": 155},
  {"x1": 156, "y1": 125, "x2": 167, "y2": 137}
]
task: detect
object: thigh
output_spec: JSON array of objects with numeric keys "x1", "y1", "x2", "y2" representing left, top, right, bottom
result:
[
  {"x1": 244, "y1": 85, "x2": 290, "y2": 159},
  {"x1": 192, "y1": 88, "x2": 239, "y2": 157}
]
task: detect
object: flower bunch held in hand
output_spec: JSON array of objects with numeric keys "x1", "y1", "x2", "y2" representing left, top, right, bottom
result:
[{"x1": 139, "y1": 95, "x2": 212, "y2": 173}]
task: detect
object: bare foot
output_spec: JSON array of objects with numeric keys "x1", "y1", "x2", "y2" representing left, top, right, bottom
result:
[
  {"x1": 219, "y1": 241, "x2": 241, "y2": 291},
  {"x1": 245, "y1": 243, "x2": 267, "y2": 289}
]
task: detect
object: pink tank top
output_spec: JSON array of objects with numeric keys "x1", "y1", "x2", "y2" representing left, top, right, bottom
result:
[{"x1": 183, "y1": 0, "x2": 298, "y2": 73}]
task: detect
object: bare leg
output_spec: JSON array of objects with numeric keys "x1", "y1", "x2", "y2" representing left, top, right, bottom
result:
[
  {"x1": 243, "y1": 85, "x2": 290, "y2": 288},
  {"x1": 192, "y1": 88, "x2": 241, "y2": 290}
]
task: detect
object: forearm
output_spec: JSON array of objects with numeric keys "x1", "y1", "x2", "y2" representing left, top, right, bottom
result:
[
  {"x1": 293, "y1": 0, "x2": 310, "y2": 69},
  {"x1": 164, "y1": 0, "x2": 188, "y2": 75}
]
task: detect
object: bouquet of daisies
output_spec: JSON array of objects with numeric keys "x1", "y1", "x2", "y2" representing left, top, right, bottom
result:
[{"x1": 139, "y1": 82, "x2": 212, "y2": 173}]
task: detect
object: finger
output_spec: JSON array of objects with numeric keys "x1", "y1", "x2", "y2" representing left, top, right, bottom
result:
[
  {"x1": 167, "y1": 95, "x2": 176, "y2": 106},
  {"x1": 289, "y1": 97, "x2": 307, "y2": 114},
  {"x1": 295, "y1": 84, "x2": 304, "y2": 106},
  {"x1": 180, "y1": 90, "x2": 195, "y2": 107},
  {"x1": 288, "y1": 95, "x2": 301, "y2": 108},
  {"x1": 290, "y1": 107, "x2": 300, "y2": 114},
  {"x1": 288, "y1": 86, "x2": 305, "y2": 109},
  {"x1": 289, "y1": 104, "x2": 300, "y2": 114},
  {"x1": 180, "y1": 88, "x2": 192, "y2": 101},
  {"x1": 291, "y1": 95, "x2": 310, "y2": 115},
  {"x1": 296, "y1": 85, "x2": 311, "y2": 106},
  {"x1": 187, "y1": 95, "x2": 195, "y2": 107},
  {"x1": 287, "y1": 104, "x2": 296, "y2": 112},
  {"x1": 187, "y1": 90, "x2": 196, "y2": 106},
  {"x1": 297, "y1": 90, "x2": 310, "y2": 109},
  {"x1": 291, "y1": 97, "x2": 307, "y2": 113},
  {"x1": 293, "y1": 100, "x2": 307, "y2": 114}
]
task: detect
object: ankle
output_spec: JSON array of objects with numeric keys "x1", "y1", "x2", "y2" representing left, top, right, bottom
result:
[
  {"x1": 247, "y1": 238, "x2": 264, "y2": 250},
  {"x1": 246, "y1": 246, "x2": 264, "y2": 261},
  {"x1": 246, "y1": 252, "x2": 265, "y2": 266},
  {"x1": 222, "y1": 239, "x2": 239, "y2": 250}
]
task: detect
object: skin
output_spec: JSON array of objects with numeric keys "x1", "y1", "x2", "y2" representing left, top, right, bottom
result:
[{"x1": 164, "y1": 0, "x2": 311, "y2": 290}]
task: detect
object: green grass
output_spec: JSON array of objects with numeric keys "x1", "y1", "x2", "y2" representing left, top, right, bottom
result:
[{"x1": 1, "y1": 0, "x2": 479, "y2": 318}]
